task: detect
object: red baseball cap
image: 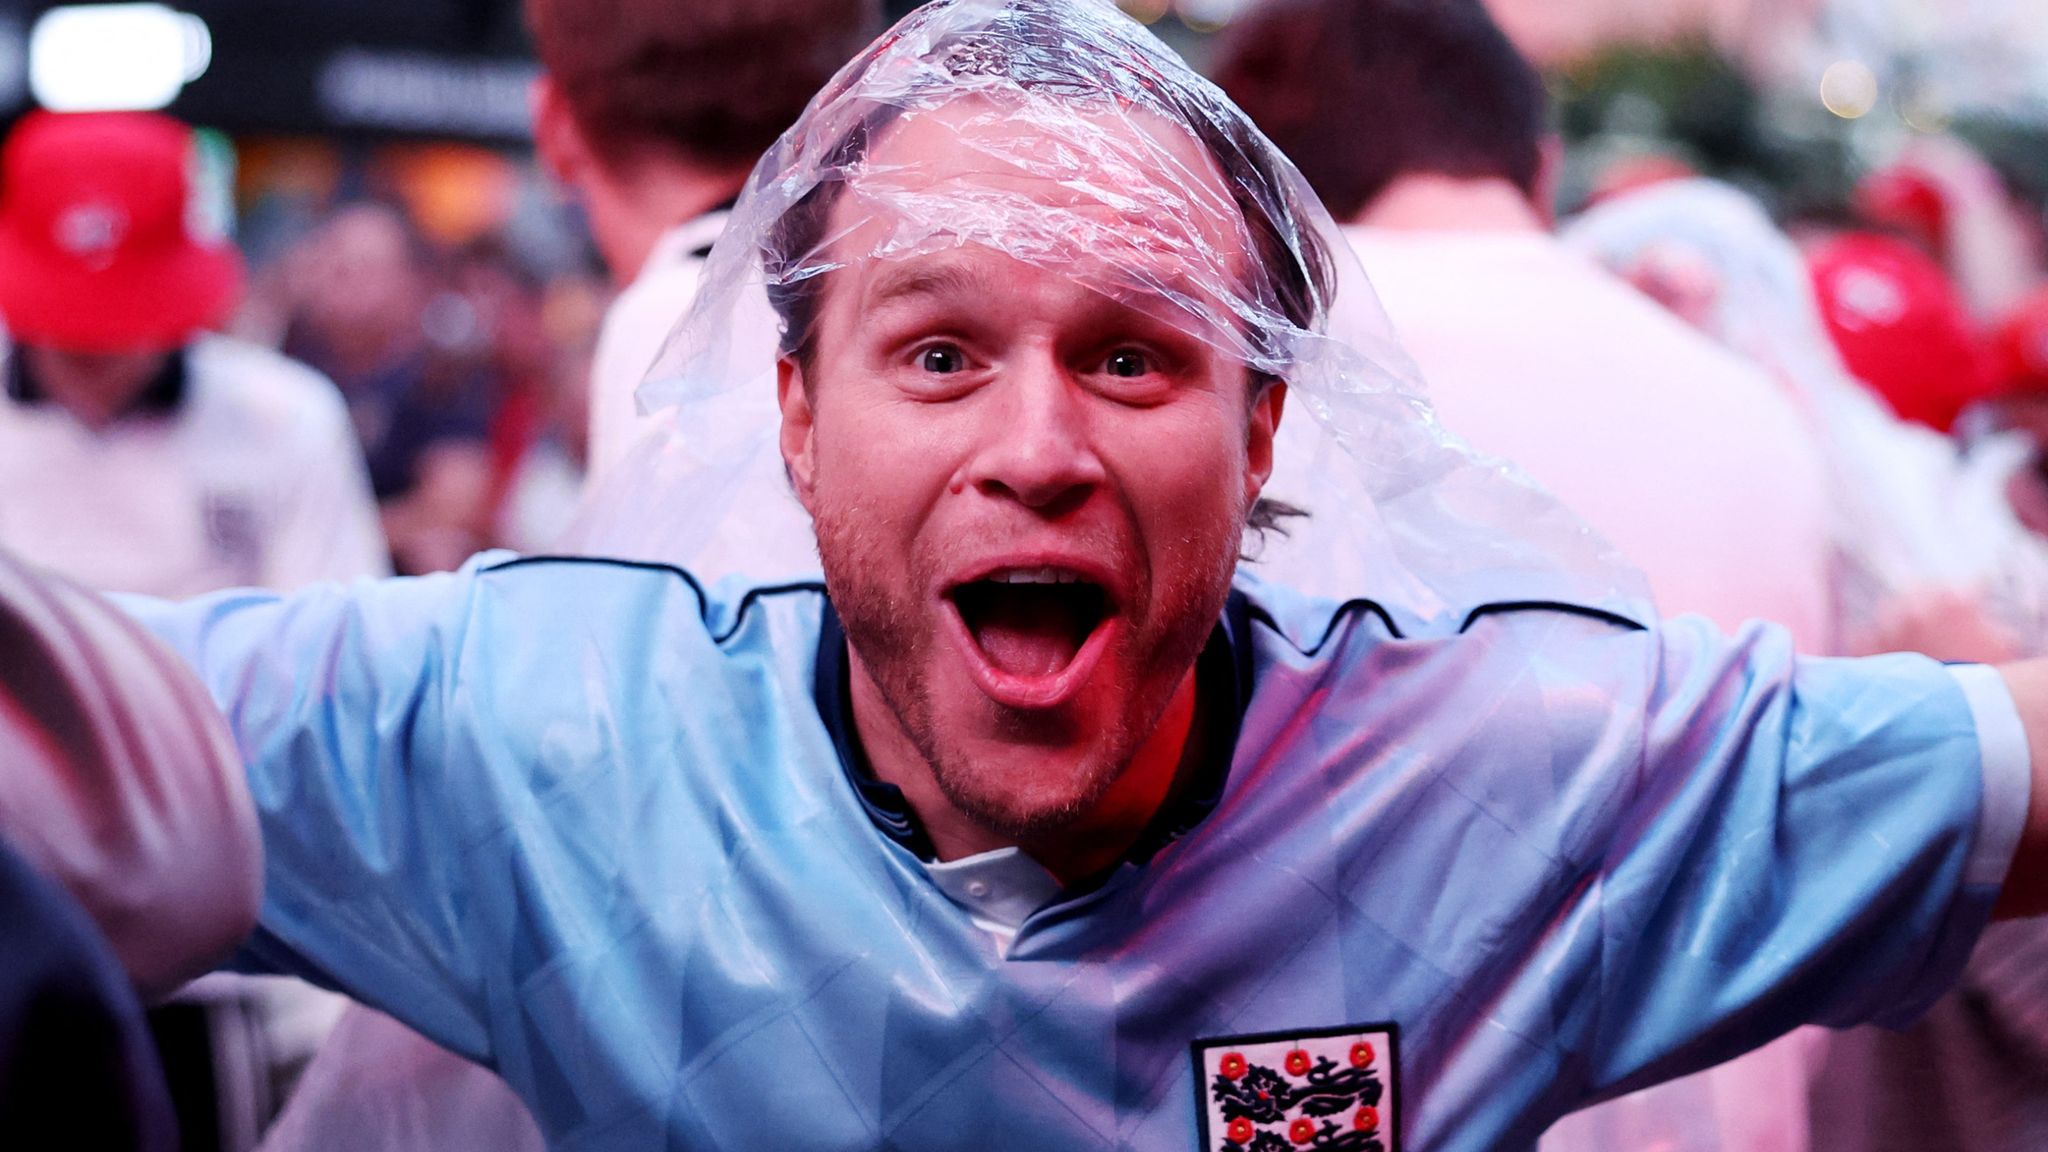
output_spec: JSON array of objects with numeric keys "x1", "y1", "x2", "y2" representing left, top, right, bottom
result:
[
  {"x1": 1807, "y1": 231, "x2": 1992, "y2": 432},
  {"x1": 0, "y1": 111, "x2": 242, "y2": 352},
  {"x1": 1856, "y1": 165, "x2": 1951, "y2": 258}
]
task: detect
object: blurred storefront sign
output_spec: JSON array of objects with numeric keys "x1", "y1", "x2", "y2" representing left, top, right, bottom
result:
[
  {"x1": 315, "y1": 50, "x2": 535, "y2": 139},
  {"x1": 4, "y1": 0, "x2": 534, "y2": 141}
]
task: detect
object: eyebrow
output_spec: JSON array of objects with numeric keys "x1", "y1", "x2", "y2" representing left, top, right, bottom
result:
[{"x1": 862, "y1": 262, "x2": 997, "y2": 311}]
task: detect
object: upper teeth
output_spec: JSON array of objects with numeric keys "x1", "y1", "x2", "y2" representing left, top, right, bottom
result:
[{"x1": 990, "y1": 568, "x2": 1082, "y2": 585}]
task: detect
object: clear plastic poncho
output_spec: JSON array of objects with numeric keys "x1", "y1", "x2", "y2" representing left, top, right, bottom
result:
[
  {"x1": 568, "y1": 0, "x2": 1650, "y2": 634},
  {"x1": 1563, "y1": 178, "x2": 2048, "y2": 655}
]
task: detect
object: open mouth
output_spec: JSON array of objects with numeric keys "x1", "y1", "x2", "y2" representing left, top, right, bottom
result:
[{"x1": 947, "y1": 567, "x2": 1113, "y2": 686}]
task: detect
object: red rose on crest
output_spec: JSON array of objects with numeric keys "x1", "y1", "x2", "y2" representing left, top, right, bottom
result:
[
  {"x1": 1225, "y1": 1116, "x2": 1256, "y2": 1144},
  {"x1": 1219, "y1": 1052, "x2": 1248, "y2": 1080},
  {"x1": 1289, "y1": 1117, "x2": 1317, "y2": 1144},
  {"x1": 1349, "y1": 1040, "x2": 1375, "y2": 1068},
  {"x1": 1283, "y1": 1049, "x2": 1311, "y2": 1076},
  {"x1": 1354, "y1": 1105, "x2": 1380, "y2": 1132}
]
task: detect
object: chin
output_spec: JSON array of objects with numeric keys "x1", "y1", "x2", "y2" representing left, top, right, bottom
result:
[{"x1": 929, "y1": 740, "x2": 1126, "y2": 843}]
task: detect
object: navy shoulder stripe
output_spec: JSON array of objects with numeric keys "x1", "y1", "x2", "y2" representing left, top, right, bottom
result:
[
  {"x1": 1458, "y1": 600, "x2": 1647, "y2": 634},
  {"x1": 475, "y1": 554, "x2": 827, "y2": 645}
]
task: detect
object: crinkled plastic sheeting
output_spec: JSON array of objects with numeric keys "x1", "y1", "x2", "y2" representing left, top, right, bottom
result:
[
  {"x1": 568, "y1": 0, "x2": 1650, "y2": 633},
  {"x1": 1564, "y1": 178, "x2": 2048, "y2": 653}
]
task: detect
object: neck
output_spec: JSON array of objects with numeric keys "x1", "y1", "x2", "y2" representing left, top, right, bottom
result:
[
  {"x1": 851, "y1": 654, "x2": 1201, "y2": 887},
  {"x1": 1354, "y1": 174, "x2": 1550, "y2": 234},
  {"x1": 584, "y1": 157, "x2": 748, "y2": 286}
]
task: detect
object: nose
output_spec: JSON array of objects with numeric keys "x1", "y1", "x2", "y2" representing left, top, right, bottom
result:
[{"x1": 966, "y1": 351, "x2": 1105, "y2": 514}]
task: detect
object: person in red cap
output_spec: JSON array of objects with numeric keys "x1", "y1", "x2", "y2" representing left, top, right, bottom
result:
[
  {"x1": 0, "y1": 111, "x2": 387, "y2": 597},
  {"x1": 0, "y1": 110, "x2": 390, "y2": 1148},
  {"x1": 1857, "y1": 138, "x2": 2043, "y2": 322},
  {"x1": 1807, "y1": 230, "x2": 1997, "y2": 433}
]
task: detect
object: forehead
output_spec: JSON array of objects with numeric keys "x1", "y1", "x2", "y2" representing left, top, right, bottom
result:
[
  {"x1": 823, "y1": 93, "x2": 1252, "y2": 307},
  {"x1": 794, "y1": 92, "x2": 1274, "y2": 359}
]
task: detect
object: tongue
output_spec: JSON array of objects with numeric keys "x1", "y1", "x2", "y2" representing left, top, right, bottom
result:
[{"x1": 971, "y1": 595, "x2": 1085, "y2": 679}]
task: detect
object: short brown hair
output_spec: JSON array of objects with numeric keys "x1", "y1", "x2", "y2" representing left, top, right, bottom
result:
[{"x1": 525, "y1": 0, "x2": 883, "y2": 167}]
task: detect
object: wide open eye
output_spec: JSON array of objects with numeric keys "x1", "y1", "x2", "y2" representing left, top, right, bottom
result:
[
  {"x1": 919, "y1": 343, "x2": 968, "y2": 374},
  {"x1": 1103, "y1": 348, "x2": 1151, "y2": 379}
]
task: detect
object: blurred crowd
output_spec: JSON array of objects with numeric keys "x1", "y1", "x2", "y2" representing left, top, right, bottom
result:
[
  {"x1": 11, "y1": 0, "x2": 2048, "y2": 1149},
  {"x1": 240, "y1": 202, "x2": 604, "y2": 573}
]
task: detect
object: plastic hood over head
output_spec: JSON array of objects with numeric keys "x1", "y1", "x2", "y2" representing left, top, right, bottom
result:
[{"x1": 569, "y1": 0, "x2": 1649, "y2": 631}]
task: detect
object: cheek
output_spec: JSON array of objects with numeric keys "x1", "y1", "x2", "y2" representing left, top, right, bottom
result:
[
  {"x1": 810, "y1": 392, "x2": 969, "y2": 543},
  {"x1": 1107, "y1": 404, "x2": 1251, "y2": 541}
]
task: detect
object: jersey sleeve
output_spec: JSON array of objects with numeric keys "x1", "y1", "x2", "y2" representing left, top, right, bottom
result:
[
  {"x1": 119, "y1": 558, "x2": 510, "y2": 1063},
  {"x1": 1580, "y1": 615, "x2": 2030, "y2": 1102}
]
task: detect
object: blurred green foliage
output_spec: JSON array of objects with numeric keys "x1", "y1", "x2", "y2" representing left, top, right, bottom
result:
[{"x1": 1547, "y1": 40, "x2": 1858, "y2": 218}]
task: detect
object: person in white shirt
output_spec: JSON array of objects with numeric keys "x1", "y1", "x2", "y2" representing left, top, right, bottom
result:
[
  {"x1": 0, "y1": 113, "x2": 386, "y2": 599},
  {"x1": 0, "y1": 333, "x2": 388, "y2": 598},
  {"x1": 528, "y1": 0, "x2": 884, "y2": 481},
  {"x1": 1213, "y1": 1, "x2": 1836, "y2": 1148},
  {"x1": 1215, "y1": 0, "x2": 1834, "y2": 658}
]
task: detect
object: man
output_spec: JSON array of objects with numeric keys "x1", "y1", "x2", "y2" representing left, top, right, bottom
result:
[
  {"x1": 13, "y1": 4, "x2": 2048, "y2": 1149},
  {"x1": 1214, "y1": 0, "x2": 1836, "y2": 654},
  {"x1": 528, "y1": 0, "x2": 882, "y2": 480},
  {"x1": 0, "y1": 112, "x2": 387, "y2": 598}
]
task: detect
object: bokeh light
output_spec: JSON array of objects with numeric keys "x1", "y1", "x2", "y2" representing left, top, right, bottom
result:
[
  {"x1": 1819, "y1": 59, "x2": 1880, "y2": 119},
  {"x1": 29, "y1": 4, "x2": 211, "y2": 113}
]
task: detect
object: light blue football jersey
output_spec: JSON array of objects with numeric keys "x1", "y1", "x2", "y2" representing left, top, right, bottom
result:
[{"x1": 124, "y1": 553, "x2": 2027, "y2": 1151}]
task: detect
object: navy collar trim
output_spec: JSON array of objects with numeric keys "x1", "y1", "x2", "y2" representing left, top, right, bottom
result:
[
  {"x1": 8, "y1": 348, "x2": 188, "y2": 417},
  {"x1": 812, "y1": 589, "x2": 1254, "y2": 869}
]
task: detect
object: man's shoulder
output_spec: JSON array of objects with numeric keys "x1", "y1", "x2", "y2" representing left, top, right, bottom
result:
[
  {"x1": 466, "y1": 552, "x2": 830, "y2": 651},
  {"x1": 1233, "y1": 569, "x2": 1650, "y2": 657}
]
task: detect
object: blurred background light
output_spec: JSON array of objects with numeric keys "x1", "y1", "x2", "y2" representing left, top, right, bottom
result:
[
  {"x1": 1820, "y1": 58, "x2": 1880, "y2": 118},
  {"x1": 1175, "y1": 0, "x2": 1256, "y2": 34},
  {"x1": 29, "y1": 3, "x2": 212, "y2": 113}
]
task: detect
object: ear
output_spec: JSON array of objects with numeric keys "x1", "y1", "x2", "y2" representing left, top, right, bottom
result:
[
  {"x1": 1245, "y1": 379, "x2": 1286, "y2": 504},
  {"x1": 778, "y1": 356, "x2": 820, "y2": 512},
  {"x1": 531, "y1": 77, "x2": 589, "y2": 191}
]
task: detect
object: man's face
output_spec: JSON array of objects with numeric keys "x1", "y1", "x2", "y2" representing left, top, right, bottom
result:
[{"x1": 778, "y1": 101, "x2": 1284, "y2": 843}]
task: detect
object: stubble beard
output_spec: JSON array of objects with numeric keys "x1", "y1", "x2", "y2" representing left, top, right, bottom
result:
[{"x1": 812, "y1": 484, "x2": 1245, "y2": 845}]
